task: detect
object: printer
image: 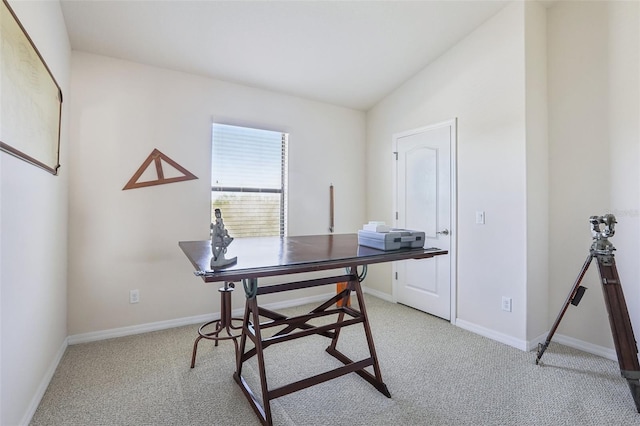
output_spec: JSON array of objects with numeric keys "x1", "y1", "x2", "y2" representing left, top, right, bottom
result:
[{"x1": 357, "y1": 222, "x2": 425, "y2": 251}]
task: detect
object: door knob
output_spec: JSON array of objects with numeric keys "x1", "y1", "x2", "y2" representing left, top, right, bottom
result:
[{"x1": 437, "y1": 229, "x2": 450, "y2": 236}]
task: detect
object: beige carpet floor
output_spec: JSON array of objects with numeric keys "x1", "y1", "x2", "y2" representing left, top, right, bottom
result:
[{"x1": 31, "y1": 295, "x2": 640, "y2": 425}]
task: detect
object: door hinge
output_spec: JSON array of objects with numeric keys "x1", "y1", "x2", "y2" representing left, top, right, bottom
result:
[
  {"x1": 395, "y1": 211, "x2": 398, "y2": 220},
  {"x1": 393, "y1": 151, "x2": 398, "y2": 160},
  {"x1": 395, "y1": 272, "x2": 398, "y2": 280}
]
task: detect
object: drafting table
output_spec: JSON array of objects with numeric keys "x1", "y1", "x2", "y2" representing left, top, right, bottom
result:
[{"x1": 179, "y1": 233, "x2": 447, "y2": 426}]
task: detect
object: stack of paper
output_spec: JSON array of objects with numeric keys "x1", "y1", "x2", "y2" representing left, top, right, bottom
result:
[{"x1": 362, "y1": 221, "x2": 391, "y2": 233}]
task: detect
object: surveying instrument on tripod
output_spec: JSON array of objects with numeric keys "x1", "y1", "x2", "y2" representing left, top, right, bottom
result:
[{"x1": 535, "y1": 214, "x2": 640, "y2": 412}]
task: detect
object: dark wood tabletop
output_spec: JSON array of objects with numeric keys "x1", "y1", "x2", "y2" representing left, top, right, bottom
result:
[{"x1": 179, "y1": 233, "x2": 447, "y2": 283}]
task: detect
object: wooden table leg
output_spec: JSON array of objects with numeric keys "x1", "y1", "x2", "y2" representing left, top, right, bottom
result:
[
  {"x1": 234, "y1": 273, "x2": 391, "y2": 426},
  {"x1": 234, "y1": 279, "x2": 274, "y2": 425},
  {"x1": 326, "y1": 273, "x2": 391, "y2": 397}
]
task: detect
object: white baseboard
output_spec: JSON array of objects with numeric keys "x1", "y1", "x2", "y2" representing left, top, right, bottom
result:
[
  {"x1": 455, "y1": 318, "x2": 529, "y2": 351},
  {"x1": 68, "y1": 314, "x2": 216, "y2": 345},
  {"x1": 21, "y1": 337, "x2": 68, "y2": 426},
  {"x1": 331, "y1": 289, "x2": 617, "y2": 364},
  {"x1": 30, "y1": 292, "x2": 338, "y2": 424},
  {"x1": 552, "y1": 333, "x2": 617, "y2": 362},
  {"x1": 527, "y1": 331, "x2": 616, "y2": 361},
  {"x1": 457, "y1": 321, "x2": 618, "y2": 362},
  {"x1": 362, "y1": 286, "x2": 394, "y2": 303},
  {"x1": 527, "y1": 331, "x2": 549, "y2": 352},
  {"x1": 68, "y1": 291, "x2": 337, "y2": 345},
  {"x1": 70, "y1": 291, "x2": 614, "y2": 363},
  {"x1": 28, "y1": 294, "x2": 620, "y2": 425}
]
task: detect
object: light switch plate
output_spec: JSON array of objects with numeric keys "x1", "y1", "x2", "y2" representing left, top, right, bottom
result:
[{"x1": 502, "y1": 297, "x2": 512, "y2": 312}]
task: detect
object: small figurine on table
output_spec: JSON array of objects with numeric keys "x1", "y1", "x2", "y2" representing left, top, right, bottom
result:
[{"x1": 210, "y1": 208, "x2": 237, "y2": 268}]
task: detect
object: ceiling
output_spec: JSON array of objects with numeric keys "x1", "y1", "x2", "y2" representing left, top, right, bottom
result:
[{"x1": 59, "y1": 0, "x2": 510, "y2": 111}]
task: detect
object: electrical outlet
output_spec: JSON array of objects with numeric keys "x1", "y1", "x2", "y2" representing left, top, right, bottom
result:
[
  {"x1": 502, "y1": 296, "x2": 512, "y2": 312},
  {"x1": 130, "y1": 289, "x2": 140, "y2": 304}
]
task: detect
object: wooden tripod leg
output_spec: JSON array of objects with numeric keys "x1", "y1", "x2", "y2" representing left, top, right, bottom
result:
[
  {"x1": 536, "y1": 253, "x2": 594, "y2": 364},
  {"x1": 596, "y1": 256, "x2": 640, "y2": 412}
]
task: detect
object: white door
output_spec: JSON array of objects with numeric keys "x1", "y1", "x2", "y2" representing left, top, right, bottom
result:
[{"x1": 393, "y1": 120, "x2": 455, "y2": 321}]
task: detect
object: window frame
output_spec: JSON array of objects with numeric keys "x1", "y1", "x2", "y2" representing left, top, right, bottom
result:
[{"x1": 211, "y1": 123, "x2": 288, "y2": 238}]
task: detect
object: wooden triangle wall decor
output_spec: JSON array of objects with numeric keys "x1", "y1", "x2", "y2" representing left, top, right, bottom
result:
[{"x1": 123, "y1": 148, "x2": 198, "y2": 190}]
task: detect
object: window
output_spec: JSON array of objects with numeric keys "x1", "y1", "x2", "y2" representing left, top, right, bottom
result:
[{"x1": 211, "y1": 123, "x2": 288, "y2": 237}]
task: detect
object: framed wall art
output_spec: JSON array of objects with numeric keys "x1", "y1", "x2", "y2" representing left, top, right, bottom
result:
[{"x1": 0, "y1": 0, "x2": 63, "y2": 175}]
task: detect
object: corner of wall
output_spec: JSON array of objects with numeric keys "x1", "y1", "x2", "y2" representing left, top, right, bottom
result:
[{"x1": 524, "y1": 0, "x2": 550, "y2": 342}]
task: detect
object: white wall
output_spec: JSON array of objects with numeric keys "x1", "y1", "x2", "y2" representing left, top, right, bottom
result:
[
  {"x1": 548, "y1": 1, "x2": 640, "y2": 352},
  {"x1": 366, "y1": 2, "x2": 529, "y2": 345},
  {"x1": 607, "y1": 1, "x2": 640, "y2": 344},
  {"x1": 524, "y1": 0, "x2": 549, "y2": 342},
  {"x1": 0, "y1": 1, "x2": 70, "y2": 425},
  {"x1": 68, "y1": 52, "x2": 366, "y2": 336},
  {"x1": 5, "y1": 1, "x2": 638, "y2": 422},
  {"x1": 365, "y1": 0, "x2": 639, "y2": 354}
]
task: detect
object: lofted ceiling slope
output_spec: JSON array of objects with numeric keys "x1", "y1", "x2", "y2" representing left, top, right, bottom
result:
[{"x1": 60, "y1": 0, "x2": 510, "y2": 111}]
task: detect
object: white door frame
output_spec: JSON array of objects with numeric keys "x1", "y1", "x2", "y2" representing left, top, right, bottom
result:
[{"x1": 392, "y1": 118, "x2": 458, "y2": 324}]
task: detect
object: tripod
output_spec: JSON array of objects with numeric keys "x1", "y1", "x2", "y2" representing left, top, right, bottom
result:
[{"x1": 536, "y1": 214, "x2": 640, "y2": 412}]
